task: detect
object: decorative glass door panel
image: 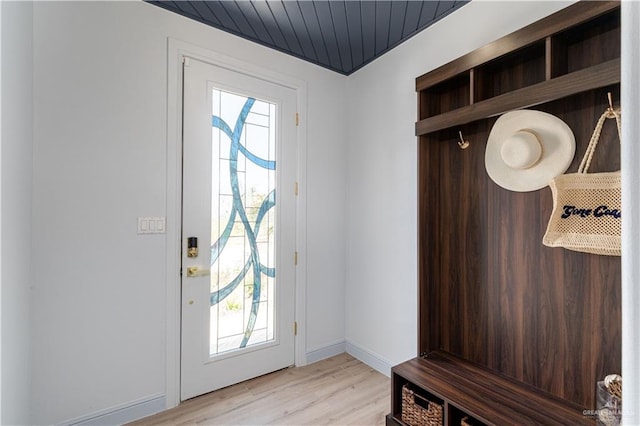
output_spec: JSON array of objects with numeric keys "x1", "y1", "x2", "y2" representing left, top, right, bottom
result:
[{"x1": 209, "y1": 90, "x2": 276, "y2": 356}]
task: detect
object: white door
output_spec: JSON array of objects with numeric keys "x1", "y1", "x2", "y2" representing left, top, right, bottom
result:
[{"x1": 181, "y1": 57, "x2": 297, "y2": 400}]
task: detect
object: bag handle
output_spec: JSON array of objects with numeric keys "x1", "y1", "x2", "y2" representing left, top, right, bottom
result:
[{"x1": 577, "y1": 106, "x2": 622, "y2": 174}]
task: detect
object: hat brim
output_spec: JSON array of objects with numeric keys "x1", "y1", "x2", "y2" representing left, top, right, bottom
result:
[{"x1": 485, "y1": 110, "x2": 576, "y2": 192}]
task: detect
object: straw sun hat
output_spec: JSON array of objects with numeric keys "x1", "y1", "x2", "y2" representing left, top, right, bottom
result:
[{"x1": 485, "y1": 110, "x2": 576, "y2": 192}]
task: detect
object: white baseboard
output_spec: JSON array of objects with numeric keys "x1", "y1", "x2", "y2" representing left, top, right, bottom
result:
[
  {"x1": 305, "y1": 340, "x2": 346, "y2": 364},
  {"x1": 305, "y1": 340, "x2": 393, "y2": 378},
  {"x1": 58, "y1": 343, "x2": 389, "y2": 425},
  {"x1": 345, "y1": 341, "x2": 392, "y2": 377},
  {"x1": 61, "y1": 394, "x2": 166, "y2": 426}
]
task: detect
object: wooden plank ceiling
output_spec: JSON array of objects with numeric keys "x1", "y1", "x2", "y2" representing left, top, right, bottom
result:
[{"x1": 147, "y1": 1, "x2": 469, "y2": 75}]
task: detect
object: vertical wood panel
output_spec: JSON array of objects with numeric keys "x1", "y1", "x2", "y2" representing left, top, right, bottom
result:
[
  {"x1": 387, "y1": 1, "x2": 407, "y2": 47},
  {"x1": 222, "y1": 2, "x2": 258, "y2": 38},
  {"x1": 360, "y1": 1, "x2": 376, "y2": 63},
  {"x1": 234, "y1": 1, "x2": 275, "y2": 45},
  {"x1": 281, "y1": 2, "x2": 318, "y2": 61},
  {"x1": 201, "y1": 2, "x2": 238, "y2": 32},
  {"x1": 416, "y1": 2, "x2": 439, "y2": 29},
  {"x1": 313, "y1": 1, "x2": 343, "y2": 71},
  {"x1": 344, "y1": 1, "x2": 364, "y2": 69},
  {"x1": 373, "y1": 2, "x2": 391, "y2": 55},
  {"x1": 418, "y1": 87, "x2": 621, "y2": 408},
  {"x1": 269, "y1": 1, "x2": 305, "y2": 57},
  {"x1": 328, "y1": 1, "x2": 353, "y2": 72},
  {"x1": 251, "y1": 1, "x2": 290, "y2": 51},
  {"x1": 297, "y1": 1, "x2": 331, "y2": 67},
  {"x1": 402, "y1": 1, "x2": 424, "y2": 38},
  {"x1": 434, "y1": 1, "x2": 457, "y2": 19},
  {"x1": 174, "y1": 1, "x2": 204, "y2": 20}
]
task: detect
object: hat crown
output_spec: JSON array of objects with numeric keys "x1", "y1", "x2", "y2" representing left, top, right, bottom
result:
[
  {"x1": 485, "y1": 110, "x2": 575, "y2": 192},
  {"x1": 500, "y1": 130, "x2": 541, "y2": 170}
]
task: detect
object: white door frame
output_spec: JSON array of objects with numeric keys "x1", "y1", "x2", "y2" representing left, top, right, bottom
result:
[{"x1": 165, "y1": 38, "x2": 308, "y2": 409}]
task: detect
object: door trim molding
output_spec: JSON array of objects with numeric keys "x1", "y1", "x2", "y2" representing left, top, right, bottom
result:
[{"x1": 165, "y1": 38, "x2": 308, "y2": 409}]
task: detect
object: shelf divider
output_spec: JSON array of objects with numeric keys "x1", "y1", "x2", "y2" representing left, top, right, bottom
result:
[{"x1": 545, "y1": 37, "x2": 552, "y2": 81}]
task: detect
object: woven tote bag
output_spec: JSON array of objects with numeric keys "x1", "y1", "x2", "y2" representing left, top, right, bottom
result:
[{"x1": 542, "y1": 107, "x2": 621, "y2": 256}]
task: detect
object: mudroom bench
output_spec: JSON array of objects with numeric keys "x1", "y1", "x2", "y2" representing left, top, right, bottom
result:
[{"x1": 386, "y1": 351, "x2": 593, "y2": 426}]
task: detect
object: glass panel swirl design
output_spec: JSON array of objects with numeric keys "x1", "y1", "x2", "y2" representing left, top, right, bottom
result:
[{"x1": 209, "y1": 89, "x2": 276, "y2": 356}]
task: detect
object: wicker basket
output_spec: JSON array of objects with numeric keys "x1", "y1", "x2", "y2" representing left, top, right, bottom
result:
[{"x1": 401, "y1": 385, "x2": 443, "y2": 426}]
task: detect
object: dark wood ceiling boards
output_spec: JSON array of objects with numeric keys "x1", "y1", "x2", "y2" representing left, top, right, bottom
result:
[{"x1": 147, "y1": 1, "x2": 469, "y2": 75}]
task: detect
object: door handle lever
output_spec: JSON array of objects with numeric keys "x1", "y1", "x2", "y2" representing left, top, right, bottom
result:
[{"x1": 186, "y1": 266, "x2": 211, "y2": 277}]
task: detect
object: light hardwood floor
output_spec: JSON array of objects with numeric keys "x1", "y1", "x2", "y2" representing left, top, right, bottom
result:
[{"x1": 129, "y1": 353, "x2": 390, "y2": 426}]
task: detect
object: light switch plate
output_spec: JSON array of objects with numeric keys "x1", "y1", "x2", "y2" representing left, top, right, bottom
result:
[{"x1": 138, "y1": 216, "x2": 166, "y2": 234}]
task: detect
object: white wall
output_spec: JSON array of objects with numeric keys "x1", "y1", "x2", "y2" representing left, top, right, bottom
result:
[
  {"x1": 31, "y1": 1, "x2": 346, "y2": 424},
  {"x1": 17, "y1": 0, "x2": 640, "y2": 424},
  {"x1": 1, "y1": 1, "x2": 33, "y2": 424},
  {"x1": 345, "y1": 1, "x2": 575, "y2": 373},
  {"x1": 621, "y1": 1, "x2": 640, "y2": 422}
]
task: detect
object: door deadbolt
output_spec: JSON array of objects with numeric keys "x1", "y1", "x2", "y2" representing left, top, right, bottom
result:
[{"x1": 187, "y1": 237, "x2": 198, "y2": 258}]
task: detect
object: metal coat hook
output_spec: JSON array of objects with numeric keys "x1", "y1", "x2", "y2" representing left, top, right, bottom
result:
[
  {"x1": 607, "y1": 92, "x2": 614, "y2": 112},
  {"x1": 458, "y1": 131, "x2": 470, "y2": 150}
]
